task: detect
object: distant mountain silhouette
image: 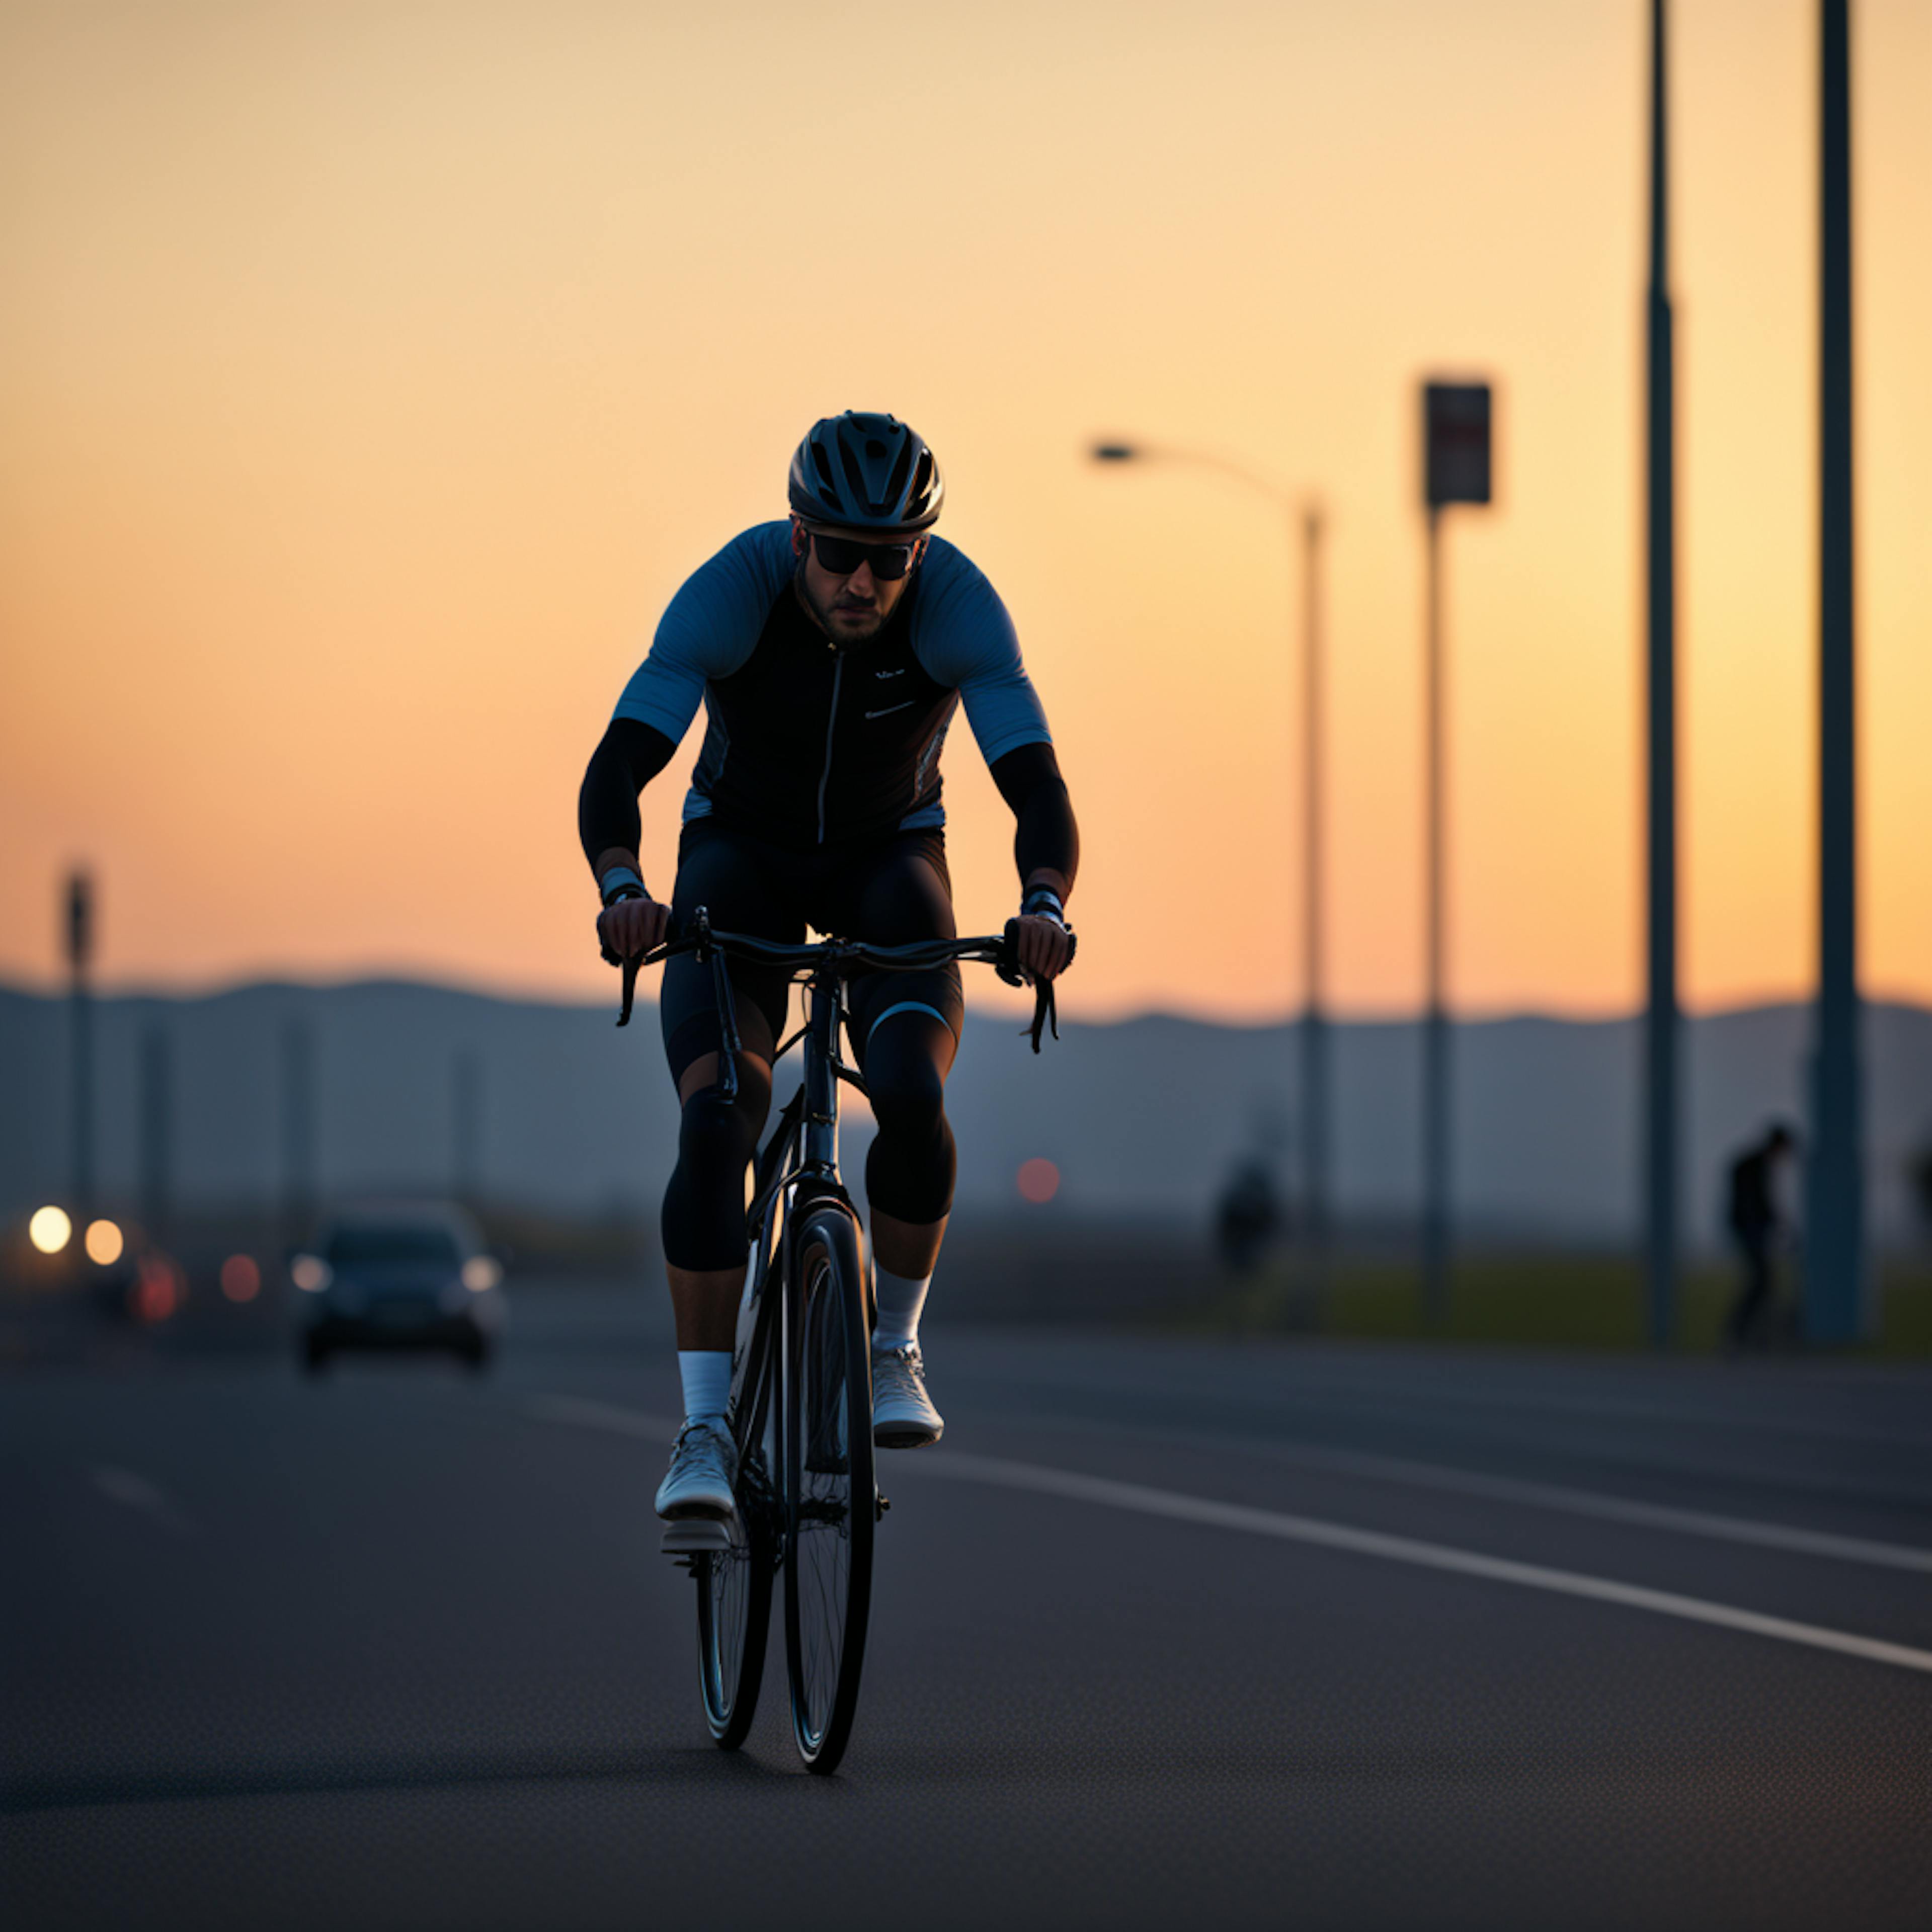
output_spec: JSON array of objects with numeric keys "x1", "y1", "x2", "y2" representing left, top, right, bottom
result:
[{"x1": 4, "y1": 981, "x2": 1929, "y2": 1246}]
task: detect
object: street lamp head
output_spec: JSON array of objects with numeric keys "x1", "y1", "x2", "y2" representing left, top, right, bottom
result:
[{"x1": 1089, "y1": 442, "x2": 1140, "y2": 462}]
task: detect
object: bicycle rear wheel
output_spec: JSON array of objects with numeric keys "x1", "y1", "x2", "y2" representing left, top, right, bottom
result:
[
  {"x1": 694, "y1": 1296, "x2": 778, "y2": 1748},
  {"x1": 783, "y1": 1206, "x2": 875, "y2": 1773}
]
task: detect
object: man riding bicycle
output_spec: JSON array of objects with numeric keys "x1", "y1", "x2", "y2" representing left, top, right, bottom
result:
[{"x1": 579, "y1": 412, "x2": 1079, "y2": 1525}]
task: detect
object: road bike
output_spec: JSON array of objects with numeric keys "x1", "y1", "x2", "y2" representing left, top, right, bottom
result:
[{"x1": 616, "y1": 909, "x2": 1070, "y2": 1774}]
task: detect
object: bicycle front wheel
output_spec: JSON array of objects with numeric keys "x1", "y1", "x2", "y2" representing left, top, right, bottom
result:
[
  {"x1": 695, "y1": 1275, "x2": 780, "y2": 1748},
  {"x1": 783, "y1": 1206, "x2": 875, "y2": 1773}
]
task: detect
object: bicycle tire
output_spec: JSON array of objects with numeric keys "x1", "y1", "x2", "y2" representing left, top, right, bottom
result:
[
  {"x1": 694, "y1": 1270, "x2": 780, "y2": 1748},
  {"x1": 783, "y1": 1206, "x2": 875, "y2": 1773}
]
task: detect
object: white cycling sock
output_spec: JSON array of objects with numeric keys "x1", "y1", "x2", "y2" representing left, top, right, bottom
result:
[
  {"x1": 678, "y1": 1350, "x2": 732, "y2": 1424},
  {"x1": 872, "y1": 1265, "x2": 932, "y2": 1351}
]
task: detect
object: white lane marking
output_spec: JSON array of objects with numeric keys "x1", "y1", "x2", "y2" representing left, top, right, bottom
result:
[
  {"x1": 1253, "y1": 1439, "x2": 1932, "y2": 1575},
  {"x1": 914, "y1": 1452, "x2": 1932, "y2": 1678},
  {"x1": 1002, "y1": 1413, "x2": 1932, "y2": 1576},
  {"x1": 92, "y1": 1467, "x2": 193, "y2": 1534},
  {"x1": 529, "y1": 1392, "x2": 1932, "y2": 1679}
]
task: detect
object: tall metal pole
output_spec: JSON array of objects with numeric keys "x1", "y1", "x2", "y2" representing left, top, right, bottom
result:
[
  {"x1": 139, "y1": 1023, "x2": 173, "y2": 1250},
  {"x1": 66, "y1": 872, "x2": 95, "y2": 1230},
  {"x1": 280, "y1": 1015, "x2": 316, "y2": 1253},
  {"x1": 1645, "y1": 0, "x2": 1681, "y2": 1348},
  {"x1": 1301, "y1": 504, "x2": 1330, "y2": 1305},
  {"x1": 453, "y1": 1049, "x2": 484, "y2": 1204},
  {"x1": 1806, "y1": 0, "x2": 1865, "y2": 1341},
  {"x1": 1422, "y1": 508, "x2": 1450, "y2": 1325}
]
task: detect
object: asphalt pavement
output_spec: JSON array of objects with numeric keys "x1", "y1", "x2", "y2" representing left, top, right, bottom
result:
[{"x1": 5, "y1": 1280, "x2": 1930, "y2": 1930}]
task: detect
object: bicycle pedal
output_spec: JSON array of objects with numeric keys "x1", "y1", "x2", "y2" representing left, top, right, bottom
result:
[{"x1": 661, "y1": 1518, "x2": 732, "y2": 1557}]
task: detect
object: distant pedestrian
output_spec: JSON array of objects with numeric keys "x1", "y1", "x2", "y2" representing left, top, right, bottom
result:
[
  {"x1": 1216, "y1": 1157, "x2": 1283, "y2": 1275},
  {"x1": 1725, "y1": 1122, "x2": 1796, "y2": 1350}
]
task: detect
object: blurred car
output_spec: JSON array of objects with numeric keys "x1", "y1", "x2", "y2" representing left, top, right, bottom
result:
[{"x1": 292, "y1": 1202, "x2": 505, "y2": 1373}]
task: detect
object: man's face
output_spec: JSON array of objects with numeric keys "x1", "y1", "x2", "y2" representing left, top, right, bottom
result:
[{"x1": 791, "y1": 518, "x2": 925, "y2": 646}]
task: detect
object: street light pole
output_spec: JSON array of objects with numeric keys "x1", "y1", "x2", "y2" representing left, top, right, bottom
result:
[
  {"x1": 1645, "y1": 0, "x2": 1681, "y2": 1349},
  {"x1": 1090, "y1": 443, "x2": 1328, "y2": 1286},
  {"x1": 65, "y1": 871, "x2": 95, "y2": 1232},
  {"x1": 1301, "y1": 504, "x2": 1330, "y2": 1301},
  {"x1": 1806, "y1": 0, "x2": 1865, "y2": 1341}
]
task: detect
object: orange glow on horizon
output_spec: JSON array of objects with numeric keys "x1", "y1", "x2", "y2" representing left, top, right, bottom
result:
[{"x1": 3, "y1": 3, "x2": 1928, "y2": 1023}]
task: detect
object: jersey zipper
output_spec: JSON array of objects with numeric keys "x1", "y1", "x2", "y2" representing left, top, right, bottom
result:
[{"x1": 816, "y1": 654, "x2": 844, "y2": 844}]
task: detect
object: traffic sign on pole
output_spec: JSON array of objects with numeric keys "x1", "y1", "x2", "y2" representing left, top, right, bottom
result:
[{"x1": 1424, "y1": 384, "x2": 1493, "y2": 508}]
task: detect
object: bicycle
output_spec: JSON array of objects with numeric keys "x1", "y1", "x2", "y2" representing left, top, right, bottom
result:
[{"x1": 615, "y1": 907, "x2": 1071, "y2": 1774}]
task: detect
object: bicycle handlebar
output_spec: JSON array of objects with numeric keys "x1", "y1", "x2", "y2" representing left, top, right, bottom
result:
[{"x1": 610, "y1": 911, "x2": 1075, "y2": 1052}]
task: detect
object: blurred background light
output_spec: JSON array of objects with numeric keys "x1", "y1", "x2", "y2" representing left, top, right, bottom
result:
[
  {"x1": 290, "y1": 1254, "x2": 332, "y2": 1293},
  {"x1": 29, "y1": 1205, "x2": 72, "y2": 1254},
  {"x1": 133, "y1": 1254, "x2": 182, "y2": 1323},
  {"x1": 220, "y1": 1254, "x2": 262, "y2": 1303},
  {"x1": 84, "y1": 1218, "x2": 123, "y2": 1265},
  {"x1": 461, "y1": 1255, "x2": 501, "y2": 1293},
  {"x1": 1017, "y1": 1159, "x2": 1061, "y2": 1204}
]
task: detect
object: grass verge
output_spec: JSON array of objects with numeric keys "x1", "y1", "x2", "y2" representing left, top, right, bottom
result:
[{"x1": 1180, "y1": 1250, "x2": 1932, "y2": 1358}]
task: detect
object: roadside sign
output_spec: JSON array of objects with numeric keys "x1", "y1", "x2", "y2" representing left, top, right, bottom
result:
[{"x1": 1424, "y1": 382, "x2": 1492, "y2": 508}]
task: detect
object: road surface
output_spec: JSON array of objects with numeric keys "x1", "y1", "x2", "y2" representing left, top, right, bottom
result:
[{"x1": 5, "y1": 1282, "x2": 1929, "y2": 1929}]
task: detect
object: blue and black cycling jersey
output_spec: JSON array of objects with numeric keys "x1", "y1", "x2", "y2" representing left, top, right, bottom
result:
[
  {"x1": 579, "y1": 522, "x2": 1077, "y2": 886},
  {"x1": 611, "y1": 522, "x2": 1048, "y2": 847}
]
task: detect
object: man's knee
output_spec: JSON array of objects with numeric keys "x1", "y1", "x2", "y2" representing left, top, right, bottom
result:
[
  {"x1": 868, "y1": 1055, "x2": 946, "y2": 1139},
  {"x1": 661, "y1": 1067, "x2": 771, "y2": 1270},
  {"x1": 863, "y1": 1024, "x2": 955, "y2": 1223},
  {"x1": 863, "y1": 1014, "x2": 950, "y2": 1135}
]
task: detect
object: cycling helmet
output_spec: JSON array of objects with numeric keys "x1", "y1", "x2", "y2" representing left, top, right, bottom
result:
[{"x1": 788, "y1": 412, "x2": 944, "y2": 533}]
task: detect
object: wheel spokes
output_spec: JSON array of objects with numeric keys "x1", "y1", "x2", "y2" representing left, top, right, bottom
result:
[{"x1": 795, "y1": 1269, "x2": 852, "y2": 1741}]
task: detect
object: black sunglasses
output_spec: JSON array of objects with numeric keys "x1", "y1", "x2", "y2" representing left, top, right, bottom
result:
[{"x1": 810, "y1": 531, "x2": 919, "y2": 581}]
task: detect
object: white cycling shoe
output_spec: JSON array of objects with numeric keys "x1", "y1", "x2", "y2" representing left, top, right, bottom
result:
[
  {"x1": 872, "y1": 1343, "x2": 944, "y2": 1448},
  {"x1": 654, "y1": 1417, "x2": 738, "y2": 1519}
]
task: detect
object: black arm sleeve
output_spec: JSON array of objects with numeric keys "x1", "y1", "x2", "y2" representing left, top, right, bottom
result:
[
  {"x1": 577, "y1": 717, "x2": 679, "y2": 877},
  {"x1": 988, "y1": 741, "x2": 1079, "y2": 894}
]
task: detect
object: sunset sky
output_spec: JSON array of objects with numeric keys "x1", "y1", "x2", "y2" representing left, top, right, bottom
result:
[{"x1": 3, "y1": 0, "x2": 1927, "y2": 1023}]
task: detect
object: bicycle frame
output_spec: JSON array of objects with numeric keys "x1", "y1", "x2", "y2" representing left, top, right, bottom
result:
[{"x1": 731, "y1": 959, "x2": 866, "y2": 1520}]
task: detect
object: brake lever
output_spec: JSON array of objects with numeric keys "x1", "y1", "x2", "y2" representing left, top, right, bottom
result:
[
  {"x1": 1000, "y1": 919, "x2": 1077, "y2": 1054},
  {"x1": 1027, "y1": 979, "x2": 1057, "y2": 1054},
  {"x1": 613, "y1": 915, "x2": 687, "y2": 1029}
]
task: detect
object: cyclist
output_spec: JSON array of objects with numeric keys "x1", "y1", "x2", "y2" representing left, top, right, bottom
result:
[{"x1": 579, "y1": 412, "x2": 1078, "y2": 1523}]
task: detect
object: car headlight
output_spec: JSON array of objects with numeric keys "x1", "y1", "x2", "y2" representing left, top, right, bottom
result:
[
  {"x1": 461, "y1": 1256, "x2": 502, "y2": 1293},
  {"x1": 291, "y1": 1254, "x2": 333, "y2": 1293}
]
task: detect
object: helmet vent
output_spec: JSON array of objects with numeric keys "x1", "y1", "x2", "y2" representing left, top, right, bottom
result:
[
  {"x1": 838, "y1": 439, "x2": 870, "y2": 506},
  {"x1": 882, "y1": 437, "x2": 914, "y2": 509}
]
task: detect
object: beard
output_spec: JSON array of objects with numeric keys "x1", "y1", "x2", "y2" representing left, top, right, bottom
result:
[{"x1": 794, "y1": 564, "x2": 887, "y2": 646}]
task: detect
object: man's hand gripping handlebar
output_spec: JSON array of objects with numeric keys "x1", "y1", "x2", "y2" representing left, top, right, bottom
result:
[{"x1": 602, "y1": 910, "x2": 1076, "y2": 1052}]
